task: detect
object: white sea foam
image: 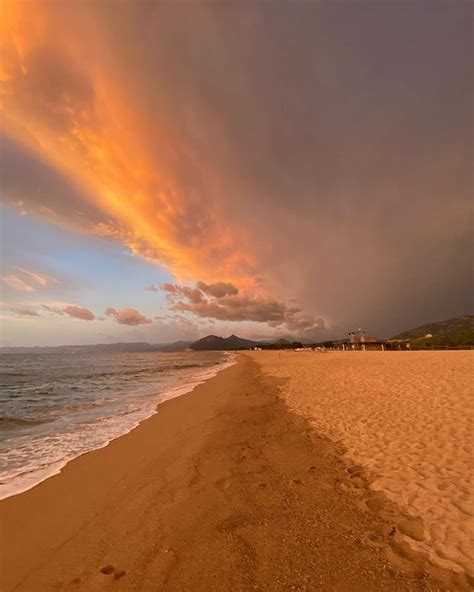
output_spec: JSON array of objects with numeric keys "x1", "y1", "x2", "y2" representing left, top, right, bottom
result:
[{"x1": 0, "y1": 351, "x2": 235, "y2": 500}]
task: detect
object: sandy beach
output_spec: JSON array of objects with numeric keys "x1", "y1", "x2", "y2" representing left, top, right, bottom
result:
[
  {"x1": 0, "y1": 354, "x2": 470, "y2": 591},
  {"x1": 252, "y1": 350, "x2": 473, "y2": 584}
]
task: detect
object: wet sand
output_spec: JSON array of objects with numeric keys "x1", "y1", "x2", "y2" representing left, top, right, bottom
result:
[{"x1": 0, "y1": 355, "x2": 467, "y2": 591}]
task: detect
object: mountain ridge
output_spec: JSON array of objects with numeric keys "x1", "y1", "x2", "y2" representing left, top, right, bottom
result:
[
  {"x1": 391, "y1": 315, "x2": 474, "y2": 340},
  {"x1": 3, "y1": 315, "x2": 472, "y2": 353},
  {"x1": 189, "y1": 334, "x2": 260, "y2": 351},
  {"x1": 0, "y1": 334, "x2": 279, "y2": 353}
]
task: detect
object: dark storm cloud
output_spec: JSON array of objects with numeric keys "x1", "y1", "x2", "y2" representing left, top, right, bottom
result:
[
  {"x1": 147, "y1": 0, "x2": 471, "y2": 337},
  {"x1": 0, "y1": 133, "x2": 108, "y2": 233},
  {"x1": 2, "y1": 1, "x2": 471, "y2": 337}
]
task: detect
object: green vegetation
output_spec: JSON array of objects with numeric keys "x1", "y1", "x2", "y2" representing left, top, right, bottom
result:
[
  {"x1": 392, "y1": 315, "x2": 474, "y2": 340},
  {"x1": 409, "y1": 327, "x2": 474, "y2": 350},
  {"x1": 258, "y1": 341, "x2": 303, "y2": 350}
]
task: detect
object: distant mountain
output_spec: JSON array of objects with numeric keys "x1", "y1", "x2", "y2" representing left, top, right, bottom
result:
[
  {"x1": 0, "y1": 341, "x2": 191, "y2": 354},
  {"x1": 391, "y1": 315, "x2": 474, "y2": 340},
  {"x1": 189, "y1": 334, "x2": 260, "y2": 351},
  {"x1": 0, "y1": 334, "x2": 296, "y2": 354}
]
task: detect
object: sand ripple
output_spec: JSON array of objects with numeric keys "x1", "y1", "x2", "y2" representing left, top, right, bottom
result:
[{"x1": 253, "y1": 351, "x2": 474, "y2": 579}]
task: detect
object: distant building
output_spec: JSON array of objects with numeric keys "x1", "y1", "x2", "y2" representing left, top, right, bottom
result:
[
  {"x1": 329, "y1": 333, "x2": 409, "y2": 351},
  {"x1": 348, "y1": 333, "x2": 386, "y2": 351}
]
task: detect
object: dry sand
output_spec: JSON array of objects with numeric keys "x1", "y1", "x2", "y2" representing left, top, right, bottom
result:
[
  {"x1": 250, "y1": 350, "x2": 473, "y2": 583},
  {"x1": 0, "y1": 354, "x2": 469, "y2": 591}
]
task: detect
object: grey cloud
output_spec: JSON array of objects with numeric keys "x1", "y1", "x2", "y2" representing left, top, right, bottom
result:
[
  {"x1": 196, "y1": 281, "x2": 239, "y2": 298},
  {"x1": 42, "y1": 304, "x2": 65, "y2": 315},
  {"x1": 162, "y1": 283, "x2": 205, "y2": 305},
  {"x1": 163, "y1": 281, "x2": 240, "y2": 304},
  {"x1": 9, "y1": 308, "x2": 40, "y2": 317},
  {"x1": 0, "y1": 133, "x2": 109, "y2": 234},
  {"x1": 161, "y1": 282, "x2": 325, "y2": 337},
  {"x1": 97, "y1": 2, "x2": 472, "y2": 336},
  {"x1": 4, "y1": 3, "x2": 472, "y2": 338}
]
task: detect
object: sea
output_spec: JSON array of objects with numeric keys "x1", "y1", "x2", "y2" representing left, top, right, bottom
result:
[{"x1": 0, "y1": 350, "x2": 234, "y2": 500}]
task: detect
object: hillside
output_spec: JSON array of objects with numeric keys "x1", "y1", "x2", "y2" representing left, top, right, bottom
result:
[
  {"x1": 391, "y1": 315, "x2": 474, "y2": 348},
  {"x1": 391, "y1": 315, "x2": 474, "y2": 340},
  {"x1": 189, "y1": 334, "x2": 259, "y2": 351}
]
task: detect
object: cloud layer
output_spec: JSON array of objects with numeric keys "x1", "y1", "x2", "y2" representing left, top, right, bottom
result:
[
  {"x1": 162, "y1": 282, "x2": 325, "y2": 336},
  {"x1": 1, "y1": 1, "x2": 471, "y2": 337}
]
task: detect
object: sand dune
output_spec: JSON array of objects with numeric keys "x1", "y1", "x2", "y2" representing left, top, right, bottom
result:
[{"x1": 251, "y1": 351, "x2": 474, "y2": 579}]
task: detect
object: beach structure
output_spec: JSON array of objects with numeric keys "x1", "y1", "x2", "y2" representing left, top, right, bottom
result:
[
  {"x1": 348, "y1": 333, "x2": 386, "y2": 351},
  {"x1": 330, "y1": 337, "x2": 387, "y2": 351}
]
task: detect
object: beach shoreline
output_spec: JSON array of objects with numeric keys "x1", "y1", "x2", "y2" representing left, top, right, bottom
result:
[
  {"x1": 0, "y1": 351, "x2": 235, "y2": 501},
  {"x1": 0, "y1": 353, "x2": 468, "y2": 591}
]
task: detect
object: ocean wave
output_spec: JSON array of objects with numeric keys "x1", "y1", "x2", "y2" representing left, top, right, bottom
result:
[
  {"x1": 0, "y1": 351, "x2": 235, "y2": 500},
  {"x1": 80, "y1": 363, "x2": 204, "y2": 380},
  {"x1": 0, "y1": 416, "x2": 49, "y2": 427}
]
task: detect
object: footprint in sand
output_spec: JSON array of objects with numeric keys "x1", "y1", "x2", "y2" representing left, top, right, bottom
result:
[{"x1": 99, "y1": 565, "x2": 126, "y2": 580}]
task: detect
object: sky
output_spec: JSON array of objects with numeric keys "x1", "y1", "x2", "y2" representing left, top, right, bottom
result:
[{"x1": 0, "y1": 0, "x2": 472, "y2": 347}]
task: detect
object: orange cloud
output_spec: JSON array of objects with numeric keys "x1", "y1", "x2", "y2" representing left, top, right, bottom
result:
[
  {"x1": 105, "y1": 307, "x2": 152, "y2": 326},
  {"x1": 0, "y1": 1, "x2": 254, "y2": 286},
  {"x1": 1, "y1": 1, "x2": 470, "y2": 339},
  {"x1": 41, "y1": 303, "x2": 96, "y2": 321},
  {"x1": 1, "y1": 275, "x2": 35, "y2": 293},
  {"x1": 64, "y1": 305, "x2": 95, "y2": 321},
  {"x1": 0, "y1": 266, "x2": 63, "y2": 295},
  {"x1": 16, "y1": 269, "x2": 49, "y2": 287}
]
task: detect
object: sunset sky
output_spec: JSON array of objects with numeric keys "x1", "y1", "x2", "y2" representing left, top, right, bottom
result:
[{"x1": 0, "y1": 1, "x2": 471, "y2": 346}]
